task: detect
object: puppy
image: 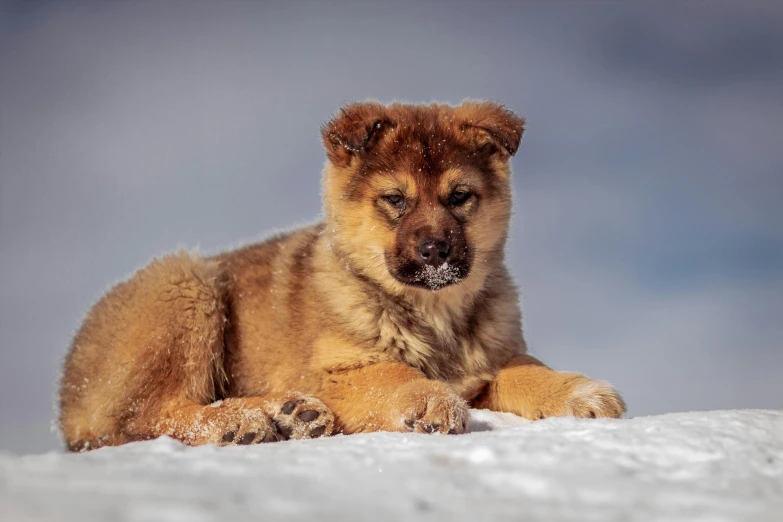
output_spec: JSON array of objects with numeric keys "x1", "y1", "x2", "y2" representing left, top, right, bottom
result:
[{"x1": 59, "y1": 101, "x2": 625, "y2": 450}]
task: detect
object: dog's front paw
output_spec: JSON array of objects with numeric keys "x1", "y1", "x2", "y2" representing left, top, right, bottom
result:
[
  {"x1": 388, "y1": 380, "x2": 469, "y2": 434},
  {"x1": 541, "y1": 373, "x2": 626, "y2": 420},
  {"x1": 206, "y1": 398, "x2": 281, "y2": 446}
]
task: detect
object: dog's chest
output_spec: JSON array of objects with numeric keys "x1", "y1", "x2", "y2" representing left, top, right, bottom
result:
[{"x1": 373, "y1": 301, "x2": 489, "y2": 387}]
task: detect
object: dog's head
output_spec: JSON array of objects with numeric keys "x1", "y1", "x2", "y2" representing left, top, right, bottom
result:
[{"x1": 321, "y1": 101, "x2": 524, "y2": 294}]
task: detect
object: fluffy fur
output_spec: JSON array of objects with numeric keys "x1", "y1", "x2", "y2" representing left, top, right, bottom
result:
[{"x1": 59, "y1": 100, "x2": 625, "y2": 451}]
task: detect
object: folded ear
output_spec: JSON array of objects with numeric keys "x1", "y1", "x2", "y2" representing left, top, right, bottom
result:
[
  {"x1": 321, "y1": 102, "x2": 394, "y2": 166},
  {"x1": 456, "y1": 101, "x2": 525, "y2": 157}
]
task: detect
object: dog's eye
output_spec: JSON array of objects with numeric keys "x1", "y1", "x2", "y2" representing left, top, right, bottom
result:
[
  {"x1": 382, "y1": 194, "x2": 405, "y2": 208},
  {"x1": 448, "y1": 190, "x2": 471, "y2": 206}
]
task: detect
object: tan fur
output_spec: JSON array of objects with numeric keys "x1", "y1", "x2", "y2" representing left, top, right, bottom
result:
[
  {"x1": 473, "y1": 355, "x2": 626, "y2": 419},
  {"x1": 59, "y1": 101, "x2": 625, "y2": 451}
]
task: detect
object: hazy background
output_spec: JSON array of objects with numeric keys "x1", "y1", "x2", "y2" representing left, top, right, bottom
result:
[{"x1": 1, "y1": 0, "x2": 781, "y2": 454}]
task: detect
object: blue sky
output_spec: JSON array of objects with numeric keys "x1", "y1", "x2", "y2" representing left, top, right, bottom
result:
[{"x1": 1, "y1": 0, "x2": 781, "y2": 453}]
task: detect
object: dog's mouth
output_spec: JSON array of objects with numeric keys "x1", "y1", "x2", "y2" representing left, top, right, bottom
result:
[{"x1": 387, "y1": 259, "x2": 471, "y2": 291}]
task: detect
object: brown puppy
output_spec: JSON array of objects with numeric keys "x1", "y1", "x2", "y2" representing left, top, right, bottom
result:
[{"x1": 59, "y1": 101, "x2": 625, "y2": 451}]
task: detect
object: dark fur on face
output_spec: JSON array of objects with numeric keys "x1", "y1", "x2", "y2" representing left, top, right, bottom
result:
[{"x1": 322, "y1": 101, "x2": 525, "y2": 291}]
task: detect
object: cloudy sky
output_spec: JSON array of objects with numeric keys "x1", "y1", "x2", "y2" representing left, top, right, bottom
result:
[{"x1": 1, "y1": 0, "x2": 781, "y2": 454}]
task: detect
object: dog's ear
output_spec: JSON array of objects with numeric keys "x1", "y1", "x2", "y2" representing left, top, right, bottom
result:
[
  {"x1": 456, "y1": 101, "x2": 525, "y2": 157},
  {"x1": 321, "y1": 102, "x2": 393, "y2": 166}
]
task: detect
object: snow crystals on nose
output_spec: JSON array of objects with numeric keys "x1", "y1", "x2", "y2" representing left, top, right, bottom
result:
[{"x1": 416, "y1": 262, "x2": 462, "y2": 290}]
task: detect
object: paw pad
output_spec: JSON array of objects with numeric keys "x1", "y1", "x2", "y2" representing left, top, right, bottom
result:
[
  {"x1": 268, "y1": 395, "x2": 335, "y2": 441},
  {"x1": 298, "y1": 410, "x2": 320, "y2": 422},
  {"x1": 237, "y1": 432, "x2": 256, "y2": 445}
]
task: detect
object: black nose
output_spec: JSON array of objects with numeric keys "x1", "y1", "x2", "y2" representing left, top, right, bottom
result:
[{"x1": 418, "y1": 239, "x2": 451, "y2": 265}]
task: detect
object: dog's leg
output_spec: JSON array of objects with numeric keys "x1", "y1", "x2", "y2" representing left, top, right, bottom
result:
[
  {"x1": 473, "y1": 355, "x2": 626, "y2": 420},
  {"x1": 59, "y1": 252, "x2": 280, "y2": 450},
  {"x1": 127, "y1": 392, "x2": 336, "y2": 447},
  {"x1": 319, "y1": 362, "x2": 469, "y2": 435},
  {"x1": 131, "y1": 397, "x2": 280, "y2": 446}
]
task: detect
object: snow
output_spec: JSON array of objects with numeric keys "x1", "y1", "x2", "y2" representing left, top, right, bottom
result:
[
  {"x1": 416, "y1": 261, "x2": 464, "y2": 290},
  {"x1": 1, "y1": 409, "x2": 781, "y2": 522}
]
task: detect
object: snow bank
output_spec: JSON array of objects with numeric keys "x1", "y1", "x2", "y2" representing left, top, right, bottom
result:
[{"x1": 1, "y1": 409, "x2": 781, "y2": 521}]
